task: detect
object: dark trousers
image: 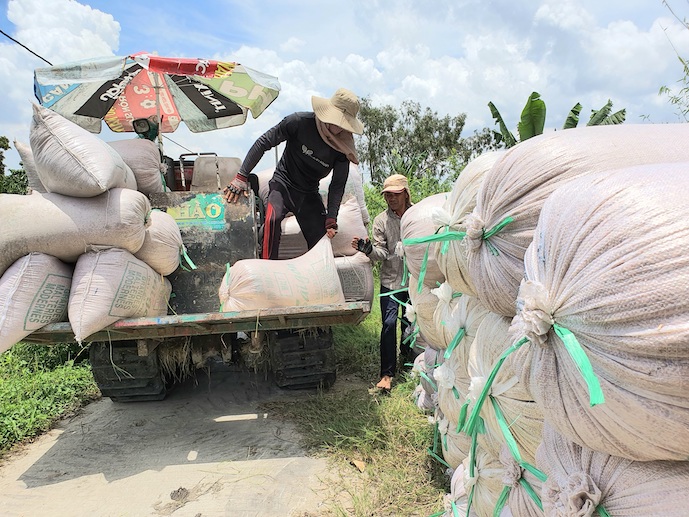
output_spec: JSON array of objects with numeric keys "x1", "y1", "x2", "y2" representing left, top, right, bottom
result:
[
  {"x1": 263, "y1": 180, "x2": 326, "y2": 259},
  {"x1": 379, "y1": 285, "x2": 411, "y2": 378}
]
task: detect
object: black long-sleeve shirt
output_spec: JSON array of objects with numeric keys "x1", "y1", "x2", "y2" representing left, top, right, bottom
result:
[{"x1": 239, "y1": 112, "x2": 349, "y2": 219}]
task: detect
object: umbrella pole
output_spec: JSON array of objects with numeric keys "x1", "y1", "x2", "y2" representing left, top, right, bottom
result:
[{"x1": 152, "y1": 73, "x2": 164, "y2": 157}]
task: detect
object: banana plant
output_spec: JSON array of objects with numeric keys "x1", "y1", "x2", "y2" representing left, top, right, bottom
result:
[{"x1": 489, "y1": 93, "x2": 626, "y2": 148}]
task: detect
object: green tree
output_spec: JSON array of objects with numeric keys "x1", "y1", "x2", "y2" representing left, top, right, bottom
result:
[
  {"x1": 489, "y1": 92, "x2": 626, "y2": 148},
  {"x1": 658, "y1": 2, "x2": 689, "y2": 121},
  {"x1": 0, "y1": 137, "x2": 29, "y2": 194},
  {"x1": 355, "y1": 99, "x2": 500, "y2": 186}
]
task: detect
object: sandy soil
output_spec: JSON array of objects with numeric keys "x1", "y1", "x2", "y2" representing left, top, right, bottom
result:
[{"x1": 0, "y1": 365, "x2": 356, "y2": 517}]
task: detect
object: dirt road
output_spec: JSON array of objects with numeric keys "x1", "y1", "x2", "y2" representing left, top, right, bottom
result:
[{"x1": 0, "y1": 364, "x2": 349, "y2": 517}]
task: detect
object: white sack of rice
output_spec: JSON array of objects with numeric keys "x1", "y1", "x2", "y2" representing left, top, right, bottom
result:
[
  {"x1": 496, "y1": 445, "x2": 544, "y2": 517},
  {"x1": 510, "y1": 162, "x2": 689, "y2": 461},
  {"x1": 407, "y1": 273, "x2": 444, "y2": 350},
  {"x1": 442, "y1": 464, "x2": 480, "y2": 517},
  {"x1": 401, "y1": 192, "x2": 448, "y2": 292},
  {"x1": 413, "y1": 383, "x2": 436, "y2": 412},
  {"x1": 134, "y1": 209, "x2": 183, "y2": 276},
  {"x1": 108, "y1": 138, "x2": 165, "y2": 194},
  {"x1": 219, "y1": 236, "x2": 345, "y2": 312},
  {"x1": 29, "y1": 104, "x2": 137, "y2": 197},
  {"x1": 463, "y1": 123, "x2": 689, "y2": 316},
  {"x1": 320, "y1": 162, "x2": 370, "y2": 225},
  {"x1": 465, "y1": 311, "x2": 543, "y2": 465},
  {"x1": 461, "y1": 445, "x2": 505, "y2": 517},
  {"x1": 432, "y1": 290, "x2": 491, "y2": 427},
  {"x1": 0, "y1": 188, "x2": 150, "y2": 278},
  {"x1": 334, "y1": 253, "x2": 374, "y2": 303},
  {"x1": 69, "y1": 248, "x2": 171, "y2": 343},
  {"x1": 13, "y1": 139, "x2": 46, "y2": 193},
  {"x1": 537, "y1": 423, "x2": 689, "y2": 516},
  {"x1": 277, "y1": 197, "x2": 367, "y2": 259},
  {"x1": 437, "y1": 414, "x2": 473, "y2": 470},
  {"x1": 254, "y1": 163, "x2": 369, "y2": 225},
  {"x1": 190, "y1": 155, "x2": 242, "y2": 192},
  {"x1": 0, "y1": 253, "x2": 72, "y2": 353},
  {"x1": 417, "y1": 344, "x2": 443, "y2": 397},
  {"x1": 432, "y1": 151, "x2": 505, "y2": 297}
]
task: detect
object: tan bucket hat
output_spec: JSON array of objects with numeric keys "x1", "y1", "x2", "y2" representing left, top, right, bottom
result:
[
  {"x1": 381, "y1": 174, "x2": 409, "y2": 194},
  {"x1": 312, "y1": 88, "x2": 365, "y2": 135}
]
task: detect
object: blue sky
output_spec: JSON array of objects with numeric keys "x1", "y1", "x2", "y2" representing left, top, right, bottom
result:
[{"x1": 2, "y1": 0, "x2": 688, "y2": 176}]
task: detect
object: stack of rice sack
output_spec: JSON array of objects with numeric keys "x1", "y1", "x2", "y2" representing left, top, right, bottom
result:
[
  {"x1": 0, "y1": 104, "x2": 176, "y2": 351},
  {"x1": 404, "y1": 123, "x2": 689, "y2": 517},
  {"x1": 252, "y1": 164, "x2": 373, "y2": 304},
  {"x1": 511, "y1": 163, "x2": 689, "y2": 515}
]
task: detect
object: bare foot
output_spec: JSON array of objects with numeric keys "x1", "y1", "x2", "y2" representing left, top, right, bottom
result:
[{"x1": 375, "y1": 375, "x2": 392, "y2": 390}]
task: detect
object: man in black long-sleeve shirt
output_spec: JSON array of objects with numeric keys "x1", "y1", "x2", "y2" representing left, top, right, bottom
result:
[{"x1": 224, "y1": 88, "x2": 364, "y2": 259}]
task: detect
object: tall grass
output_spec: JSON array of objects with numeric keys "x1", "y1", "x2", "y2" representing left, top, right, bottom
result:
[{"x1": 0, "y1": 344, "x2": 98, "y2": 454}]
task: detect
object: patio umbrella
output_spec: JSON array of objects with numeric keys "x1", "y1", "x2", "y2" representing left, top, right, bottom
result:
[{"x1": 33, "y1": 52, "x2": 281, "y2": 135}]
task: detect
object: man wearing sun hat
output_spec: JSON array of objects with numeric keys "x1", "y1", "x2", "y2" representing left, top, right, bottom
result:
[
  {"x1": 224, "y1": 88, "x2": 364, "y2": 260},
  {"x1": 351, "y1": 174, "x2": 413, "y2": 391}
]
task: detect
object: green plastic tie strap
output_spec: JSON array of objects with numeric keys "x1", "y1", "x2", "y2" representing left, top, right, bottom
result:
[
  {"x1": 402, "y1": 255, "x2": 409, "y2": 287},
  {"x1": 427, "y1": 447, "x2": 451, "y2": 469},
  {"x1": 553, "y1": 324, "x2": 605, "y2": 407},
  {"x1": 444, "y1": 327, "x2": 466, "y2": 360},
  {"x1": 493, "y1": 486, "x2": 511, "y2": 517},
  {"x1": 482, "y1": 216, "x2": 514, "y2": 256},
  {"x1": 420, "y1": 372, "x2": 438, "y2": 392},
  {"x1": 597, "y1": 506, "x2": 612, "y2": 517},
  {"x1": 491, "y1": 397, "x2": 547, "y2": 482},
  {"x1": 403, "y1": 231, "x2": 467, "y2": 247},
  {"x1": 482, "y1": 216, "x2": 514, "y2": 240},
  {"x1": 464, "y1": 337, "x2": 529, "y2": 436},
  {"x1": 179, "y1": 246, "x2": 197, "y2": 272},
  {"x1": 416, "y1": 243, "x2": 431, "y2": 293},
  {"x1": 456, "y1": 400, "x2": 469, "y2": 433},
  {"x1": 518, "y1": 477, "x2": 544, "y2": 511}
]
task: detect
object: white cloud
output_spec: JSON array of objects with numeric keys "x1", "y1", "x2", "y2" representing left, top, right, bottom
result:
[{"x1": 2, "y1": 0, "x2": 689, "y2": 173}]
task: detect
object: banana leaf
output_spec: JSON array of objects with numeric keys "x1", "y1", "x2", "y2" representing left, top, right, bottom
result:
[{"x1": 517, "y1": 92, "x2": 546, "y2": 141}]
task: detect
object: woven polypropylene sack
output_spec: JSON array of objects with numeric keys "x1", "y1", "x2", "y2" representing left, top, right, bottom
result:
[
  {"x1": 219, "y1": 236, "x2": 345, "y2": 312},
  {"x1": 14, "y1": 139, "x2": 46, "y2": 193},
  {"x1": 466, "y1": 312, "x2": 543, "y2": 464},
  {"x1": 537, "y1": 423, "x2": 689, "y2": 516},
  {"x1": 0, "y1": 189, "x2": 150, "y2": 277},
  {"x1": 407, "y1": 273, "x2": 444, "y2": 350},
  {"x1": 464, "y1": 124, "x2": 689, "y2": 317},
  {"x1": 30, "y1": 104, "x2": 137, "y2": 197},
  {"x1": 0, "y1": 253, "x2": 72, "y2": 353},
  {"x1": 334, "y1": 253, "x2": 374, "y2": 303},
  {"x1": 134, "y1": 209, "x2": 183, "y2": 276},
  {"x1": 510, "y1": 162, "x2": 689, "y2": 461},
  {"x1": 461, "y1": 445, "x2": 505, "y2": 517},
  {"x1": 497, "y1": 445, "x2": 544, "y2": 517},
  {"x1": 69, "y1": 248, "x2": 171, "y2": 343},
  {"x1": 108, "y1": 139, "x2": 165, "y2": 195},
  {"x1": 433, "y1": 151, "x2": 505, "y2": 297},
  {"x1": 401, "y1": 193, "x2": 448, "y2": 292}
]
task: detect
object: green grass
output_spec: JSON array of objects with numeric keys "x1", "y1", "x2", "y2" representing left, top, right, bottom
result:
[
  {"x1": 276, "y1": 284, "x2": 448, "y2": 516},
  {"x1": 0, "y1": 344, "x2": 99, "y2": 454}
]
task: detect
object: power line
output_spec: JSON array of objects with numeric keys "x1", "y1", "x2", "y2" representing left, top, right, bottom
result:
[{"x1": 0, "y1": 28, "x2": 52, "y2": 65}]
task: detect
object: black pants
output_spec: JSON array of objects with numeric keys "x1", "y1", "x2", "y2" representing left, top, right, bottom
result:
[
  {"x1": 263, "y1": 180, "x2": 326, "y2": 259},
  {"x1": 380, "y1": 285, "x2": 411, "y2": 378}
]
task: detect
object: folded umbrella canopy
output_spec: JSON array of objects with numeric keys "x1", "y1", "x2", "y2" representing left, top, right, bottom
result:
[{"x1": 34, "y1": 52, "x2": 281, "y2": 134}]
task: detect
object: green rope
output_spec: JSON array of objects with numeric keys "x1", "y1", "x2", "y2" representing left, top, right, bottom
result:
[
  {"x1": 596, "y1": 506, "x2": 612, "y2": 517},
  {"x1": 427, "y1": 447, "x2": 451, "y2": 469},
  {"x1": 553, "y1": 324, "x2": 605, "y2": 407},
  {"x1": 464, "y1": 337, "x2": 529, "y2": 436},
  {"x1": 402, "y1": 230, "x2": 467, "y2": 247}
]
